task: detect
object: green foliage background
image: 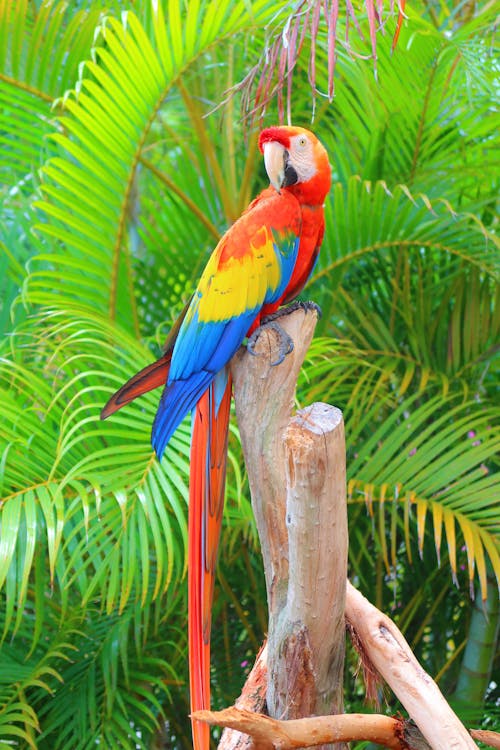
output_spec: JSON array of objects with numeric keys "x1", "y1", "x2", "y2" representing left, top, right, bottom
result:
[{"x1": 0, "y1": 0, "x2": 498, "y2": 747}]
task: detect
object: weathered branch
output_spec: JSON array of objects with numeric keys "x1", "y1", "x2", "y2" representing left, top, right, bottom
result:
[
  {"x1": 218, "y1": 586, "x2": 483, "y2": 750},
  {"x1": 196, "y1": 707, "x2": 410, "y2": 750},
  {"x1": 470, "y1": 730, "x2": 500, "y2": 749},
  {"x1": 218, "y1": 644, "x2": 268, "y2": 750},
  {"x1": 345, "y1": 582, "x2": 478, "y2": 750}
]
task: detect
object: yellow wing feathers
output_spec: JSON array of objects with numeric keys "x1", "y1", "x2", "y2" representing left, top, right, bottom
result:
[{"x1": 195, "y1": 225, "x2": 284, "y2": 323}]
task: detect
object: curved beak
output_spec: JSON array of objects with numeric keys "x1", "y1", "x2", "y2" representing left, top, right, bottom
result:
[{"x1": 263, "y1": 141, "x2": 286, "y2": 193}]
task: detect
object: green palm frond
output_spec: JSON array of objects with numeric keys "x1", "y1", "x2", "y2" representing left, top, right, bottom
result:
[
  {"x1": 0, "y1": 607, "x2": 79, "y2": 749},
  {"x1": 0, "y1": 0, "x2": 103, "y2": 187},
  {"x1": 0, "y1": 700, "x2": 39, "y2": 749},
  {"x1": 348, "y1": 395, "x2": 499, "y2": 591},
  {"x1": 0, "y1": 591, "x2": 185, "y2": 750},
  {"x1": 299, "y1": 341, "x2": 500, "y2": 600},
  {"x1": 318, "y1": 177, "x2": 498, "y2": 281},
  {"x1": 31, "y1": 1, "x2": 287, "y2": 333},
  {"x1": 0, "y1": 199, "x2": 47, "y2": 335},
  {"x1": 35, "y1": 607, "x2": 177, "y2": 749},
  {"x1": 318, "y1": 9, "x2": 498, "y2": 201},
  {"x1": 311, "y1": 178, "x2": 499, "y2": 375},
  {"x1": 0, "y1": 0, "x2": 498, "y2": 741},
  {"x1": 0, "y1": 0, "x2": 108, "y2": 336},
  {"x1": 131, "y1": 80, "x2": 262, "y2": 335},
  {"x1": 0, "y1": 307, "x2": 190, "y2": 635}
]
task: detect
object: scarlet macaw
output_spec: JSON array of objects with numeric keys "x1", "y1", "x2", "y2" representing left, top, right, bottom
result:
[{"x1": 101, "y1": 125, "x2": 331, "y2": 749}]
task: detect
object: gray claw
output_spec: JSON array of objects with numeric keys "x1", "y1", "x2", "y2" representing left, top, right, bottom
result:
[{"x1": 247, "y1": 320, "x2": 294, "y2": 366}]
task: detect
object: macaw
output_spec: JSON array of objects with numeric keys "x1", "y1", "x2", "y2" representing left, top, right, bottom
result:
[{"x1": 101, "y1": 125, "x2": 331, "y2": 750}]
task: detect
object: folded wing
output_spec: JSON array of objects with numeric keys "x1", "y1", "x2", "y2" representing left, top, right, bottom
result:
[{"x1": 152, "y1": 190, "x2": 302, "y2": 458}]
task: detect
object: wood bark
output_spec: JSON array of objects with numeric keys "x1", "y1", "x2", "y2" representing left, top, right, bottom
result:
[
  {"x1": 218, "y1": 644, "x2": 267, "y2": 750},
  {"x1": 470, "y1": 730, "x2": 500, "y2": 749},
  {"x1": 231, "y1": 307, "x2": 347, "y2": 735}
]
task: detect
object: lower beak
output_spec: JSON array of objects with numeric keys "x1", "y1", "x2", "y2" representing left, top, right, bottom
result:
[{"x1": 263, "y1": 141, "x2": 286, "y2": 193}]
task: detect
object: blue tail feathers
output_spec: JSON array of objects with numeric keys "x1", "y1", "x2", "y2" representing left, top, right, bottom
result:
[{"x1": 152, "y1": 370, "x2": 213, "y2": 458}]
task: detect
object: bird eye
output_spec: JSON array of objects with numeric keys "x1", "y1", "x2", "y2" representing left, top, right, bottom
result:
[{"x1": 298, "y1": 136, "x2": 307, "y2": 147}]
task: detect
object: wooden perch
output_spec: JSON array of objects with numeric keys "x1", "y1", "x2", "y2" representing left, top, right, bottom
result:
[
  {"x1": 231, "y1": 308, "x2": 347, "y2": 735},
  {"x1": 470, "y1": 730, "x2": 500, "y2": 749},
  {"x1": 218, "y1": 644, "x2": 268, "y2": 750},
  {"x1": 225, "y1": 307, "x2": 479, "y2": 750},
  {"x1": 210, "y1": 582, "x2": 488, "y2": 750}
]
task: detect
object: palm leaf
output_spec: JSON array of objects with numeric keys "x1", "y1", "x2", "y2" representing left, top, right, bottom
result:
[
  {"x1": 34, "y1": 606, "x2": 178, "y2": 749},
  {"x1": 32, "y1": 1, "x2": 288, "y2": 334},
  {"x1": 0, "y1": 592, "x2": 184, "y2": 749},
  {"x1": 298, "y1": 343, "x2": 500, "y2": 600},
  {"x1": 310, "y1": 178, "x2": 499, "y2": 371},
  {"x1": 0, "y1": 0, "x2": 498, "y2": 741},
  {"x1": 309, "y1": 10, "x2": 499, "y2": 202},
  {"x1": 0, "y1": 307, "x2": 190, "y2": 635},
  {"x1": 0, "y1": 0, "x2": 103, "y2": 187},
  {"x1": 0, "y1": 0, "x2": 107, "y2": 336},
  {"x1": 0, "y1": 608, "x2": 79, "y2": 750}
]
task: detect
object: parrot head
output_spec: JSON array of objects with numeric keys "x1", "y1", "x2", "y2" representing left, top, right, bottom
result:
[{"x1": 258, "y1": 126, "x2": 331, "y2": 204}]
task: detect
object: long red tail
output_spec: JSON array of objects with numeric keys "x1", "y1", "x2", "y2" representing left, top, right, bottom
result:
[
  {"x1": 188, "y1": 371, "x2": 232, "y2": 750},
  {"x1": 101, "y1": 316, "x2": 231, "y2": 749}
]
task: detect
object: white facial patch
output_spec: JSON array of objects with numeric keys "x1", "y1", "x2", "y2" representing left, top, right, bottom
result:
[{"x1": 288, "y1": 134, "x2": 317, "y2": 183}]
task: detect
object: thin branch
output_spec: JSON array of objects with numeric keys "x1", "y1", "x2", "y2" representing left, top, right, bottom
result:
[
  {"x1": 194, "y1": 707, "x2": 410, "y2": 750},
  {"x1": 218, "y1": 644, "x2": 268, "y2": 750},
  {"x1": 470, "y1": 730, "x2": 500, "y2": 750}
]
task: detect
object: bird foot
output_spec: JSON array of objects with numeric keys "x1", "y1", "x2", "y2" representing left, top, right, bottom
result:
[
  {"x1": 247, "y1": 320, "x2": 294, "y2": 366},
  {"x1": 246, "y1": 301, "x2": 320, "y2": 366}
]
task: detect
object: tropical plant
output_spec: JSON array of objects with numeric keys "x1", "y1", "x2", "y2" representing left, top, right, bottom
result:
[{"x1": 0, "y1": 0, "x2": 498, "y2": 747}]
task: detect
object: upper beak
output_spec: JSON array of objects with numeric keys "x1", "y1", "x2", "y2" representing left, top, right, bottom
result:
[{"x1": 263, "y1": 141, "x2": 286, "y2": 193}]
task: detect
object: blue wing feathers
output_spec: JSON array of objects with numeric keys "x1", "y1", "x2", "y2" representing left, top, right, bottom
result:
[
  {"x1": 169, "y1": 310, "x2": 258, "y2": 382},
  {"x1": 266, "y1": 236, "x2": 300, "y2": 304},
  {"x1": 205, "y1": 314, "x2": 256, "y2": 371},
  {"x1": 154, "y1": 315, "x2": 254, "y2": 458}
]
